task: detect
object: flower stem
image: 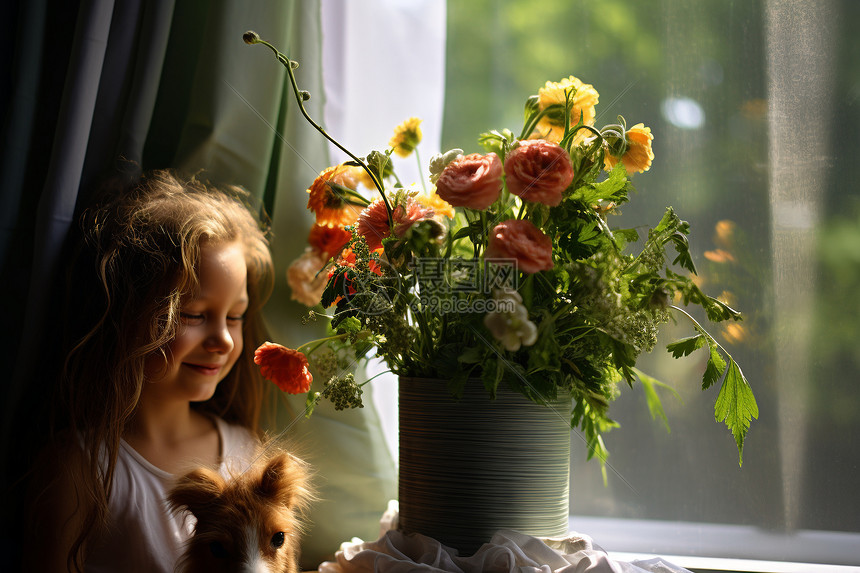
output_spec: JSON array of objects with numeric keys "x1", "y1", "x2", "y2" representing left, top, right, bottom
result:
[
  {"x1": 297, "y1": 332, "x2": 351, "y2": 354},
  {"x1": 415, "y1": 148, "x2": 427, "y2": 193},
  {"x1": 516, "y1": 198, "x2": 527, "y2": 220},
  {"x1": 669, "y1": 305, "x2": 728, "y2": 355},
  {"x1": 360, "y1": 368, "x2": 393, "y2": 387},
  {"x1": 247, "y1": 34, "x2": 394, "y2": 229}
]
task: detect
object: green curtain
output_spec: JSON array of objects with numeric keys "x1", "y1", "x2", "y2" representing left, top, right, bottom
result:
[{"x1": 1, "y1": 0, "x2": 395, "y2": 568}]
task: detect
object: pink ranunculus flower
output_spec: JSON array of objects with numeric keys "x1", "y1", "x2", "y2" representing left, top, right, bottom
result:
[
  {"x1": 485, "y1": 219, "x2": 554, "y2": 274},
  {"x1": 254, "y1": 342, "x2": 313, "y2": 394},
  {"x1": 356, "y1": 196, "x2": 436, "y2": 251},
  {"x1": 504, "y1": 140, "x2": 574, "y2": 207},
  {"x1": 435, "y1": 152, "x2": 503, "y2": 210}
]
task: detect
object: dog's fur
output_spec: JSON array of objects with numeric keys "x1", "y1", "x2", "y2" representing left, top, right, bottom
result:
[{"x1": 167, "y1": 449, "x2": 312, "y2": 573}]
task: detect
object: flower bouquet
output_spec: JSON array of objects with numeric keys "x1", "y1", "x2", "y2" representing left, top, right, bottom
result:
[{"x1": 244, "y1": 32, "x2": 758, "y2": 471}]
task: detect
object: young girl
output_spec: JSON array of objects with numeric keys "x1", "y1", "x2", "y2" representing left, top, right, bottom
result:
[{"x1": 23, "y1": 170, "x2": 275, "y2": 572}]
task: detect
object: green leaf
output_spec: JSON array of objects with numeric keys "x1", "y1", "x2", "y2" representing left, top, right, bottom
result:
[
  {"x1": 608, "y1": 337, "x2": 637, "y2": 387},
  {"x1": 703, "y1": 344, "x2": 727, "y2": 390},
  {"x1": 482, "y1": 356, "x2": 503, "y2": 398},
  {"x1": 304, "y1": 391, "x2": 321, "y2": 418},
  {"x1": 704, "y1": 295, "x2": 743, "y2": 323},
  {"x1": 571, "y1": 165, "x2": 630, "y2": 206},
  {"x1": 451, "y1": 219, "x2": 484, "y2": 242},
  {"x1": 635, "y1": 368, "x2": 681, "y2": 432},
  {"x1": 364, "y1": 149, "x2": 393, "y2": 181},
  {"x1": 558, "y1": 219, "x2": 602, "y2": 261},
  {"x1": 338, "y1": 316, "x2": 362, "y2": 336},
  {"x1": 614, "y1": 228, "x2": 640, "y2": 248},
  {"x1": 650, "y1": 207, "x2": 696, "y2": 274},
  {"x1": 477, "y1": 128, "x2": 515, "y2": 156},
  {"x1": 666, "y1": 334, "x2": 706, "y2": 358},
  {"x1": 714, "y1": 358, "x2": 759, "y2": 466},
  {"x1": 670, "y1": 230, "x2": 697, "y2": 274},
  {"x1": 321, "y1": 268, "x2": 352, "y2": 309},
  {"x1": 458, "y1": 345, "x2": 484, "y2": 364},
  {"x1": 593, "y1": 164, "x2": 630, "y2": 202}
]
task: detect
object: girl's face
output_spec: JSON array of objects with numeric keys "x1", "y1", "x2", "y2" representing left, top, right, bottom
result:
[{"x1": 144, "y1": 241, "x2": 249, "y2": 403}]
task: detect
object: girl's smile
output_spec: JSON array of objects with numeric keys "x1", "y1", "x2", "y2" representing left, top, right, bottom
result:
[
  {"x1": 182, "y1": 363, "x2": 227, "y2": 376},
  {"x1": 143, "y1": 241, "x2": 249, "y2": 402}
]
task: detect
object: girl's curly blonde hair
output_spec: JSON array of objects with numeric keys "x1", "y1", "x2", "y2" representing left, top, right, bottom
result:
[{"x1": 56, "y1": 169, "x2": 274, "y2": 570}]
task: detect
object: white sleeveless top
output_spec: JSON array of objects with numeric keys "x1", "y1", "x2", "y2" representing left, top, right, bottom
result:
[{"x1": 84, "y1": 416, "x2": 259, "y2": 573}]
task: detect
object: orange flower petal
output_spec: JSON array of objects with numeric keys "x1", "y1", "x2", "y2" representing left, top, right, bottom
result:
[
  {"x1": 308, "y1": 224, "x2": 352, "y2": 258},
  {"x1": 254, "y1": 342, "x2": 313, "y2": 394},
  {"x1": 604, "y1": 123, "x2": 654, "y2": 174},
  {"x1": 307, "y1": 165, "x2": 364, "y2": 227}
]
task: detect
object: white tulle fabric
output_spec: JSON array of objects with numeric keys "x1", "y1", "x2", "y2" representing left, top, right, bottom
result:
[{"x1": 320, "y1": 522, "x2": 691, "y2": 573}]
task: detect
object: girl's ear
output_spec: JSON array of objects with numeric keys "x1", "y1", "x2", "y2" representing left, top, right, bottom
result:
[
  {"x1": 257, "y1": 453, "x2": 310, "y2": 509},
  {"x1": 167, "y1": 467, "x2": 225, "y2": 518}
]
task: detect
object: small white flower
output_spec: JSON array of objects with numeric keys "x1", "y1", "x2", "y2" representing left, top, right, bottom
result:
[
  {"x1": 483, "y1": 289, "x2": 538, "y2": 351},
  {"x1": 428, "y1": 148, "x2": 464, "y2": 184}
]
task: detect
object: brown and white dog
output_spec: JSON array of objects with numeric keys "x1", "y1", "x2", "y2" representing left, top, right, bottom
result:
[{"x1": 168, "y1": 450, "x2": 312, "y2": 573}]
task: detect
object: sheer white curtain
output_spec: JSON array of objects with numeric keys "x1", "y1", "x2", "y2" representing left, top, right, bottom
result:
[
  {"x1": 765, "y1": 0, "x2": 836, "y2": 533},
  {"x1": 321, "y1": 0, "x2": 447, "y2": 460}
]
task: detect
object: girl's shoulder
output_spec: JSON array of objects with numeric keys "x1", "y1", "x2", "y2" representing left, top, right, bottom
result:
[{"x1": 211, "y1": 416, "x2": 261, "y2": 476}]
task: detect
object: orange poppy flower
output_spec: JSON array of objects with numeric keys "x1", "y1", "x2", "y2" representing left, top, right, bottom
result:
[
  {"x1": 254, "y1": 342, "x2": 313, "y2": 394},
  {"x1": 308, "y1": 224, "x2": 352, "y2": 258},
  {"x1": 307, "y1": 165, "x2": 366, "y2": 227}
]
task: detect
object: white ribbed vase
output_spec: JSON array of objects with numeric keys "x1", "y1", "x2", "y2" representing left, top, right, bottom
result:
[{"x1": 398, "y1": 377, "x2": 571, "y2": 555}]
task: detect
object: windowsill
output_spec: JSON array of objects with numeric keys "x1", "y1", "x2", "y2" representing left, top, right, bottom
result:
[{"x1": 570, "y1": 515, "x2": 860, "y2": 572}]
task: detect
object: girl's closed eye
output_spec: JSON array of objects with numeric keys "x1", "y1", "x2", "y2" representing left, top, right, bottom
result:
[
  {"x1": 180, "y1": 312, "x2": 205, "y2": 324},
  {"x1": 179, "y1": 310, "x2": 246, "y2": 324}
]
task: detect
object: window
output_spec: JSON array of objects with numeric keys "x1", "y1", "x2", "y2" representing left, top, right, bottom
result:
[{"x1": 437, "y1": 1, "x2": 860, "y2": 568}]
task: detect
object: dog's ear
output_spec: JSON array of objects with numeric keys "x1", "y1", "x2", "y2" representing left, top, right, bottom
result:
[
  {"x1": 167, "y1": 467, "x2": 226, "y2": 519},
  {"x1": 257, "y1": 453, "x2": 310, "y2": 509}
]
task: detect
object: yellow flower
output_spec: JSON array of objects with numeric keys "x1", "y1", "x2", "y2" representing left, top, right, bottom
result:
[
  {"x1": 416, "y1": 191, "x2": 455, "y2": 219},
  {"x1": 353, "y1": 166, "x2": 378, "y2": 191},
  {"x1": 389, "y1": 117, "x2": 423, "y2": 158},
  {"x1": 531, "y1": 76, "x2": 599, "y2": 144},
  {"x1": 604, "y1": 123, "x2": 654, "y2": 174}
]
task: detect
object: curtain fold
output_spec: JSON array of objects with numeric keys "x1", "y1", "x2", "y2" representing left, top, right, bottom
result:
[{"x1": 2, "y1": 1, "x2": 424, "y2": 568}]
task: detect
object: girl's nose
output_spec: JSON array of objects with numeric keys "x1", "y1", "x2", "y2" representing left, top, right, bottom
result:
[{"x1": 203, "y1": 322, "x2": 235, "y2": 354}]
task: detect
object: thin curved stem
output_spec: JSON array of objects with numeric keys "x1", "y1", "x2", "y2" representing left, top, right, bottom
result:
[
  {"x1": 250, "y1": 37, "x2": 394, "y2": 228},
  {"x1": 669, "y1": 305, "x2": 728, "y2": 355}
]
